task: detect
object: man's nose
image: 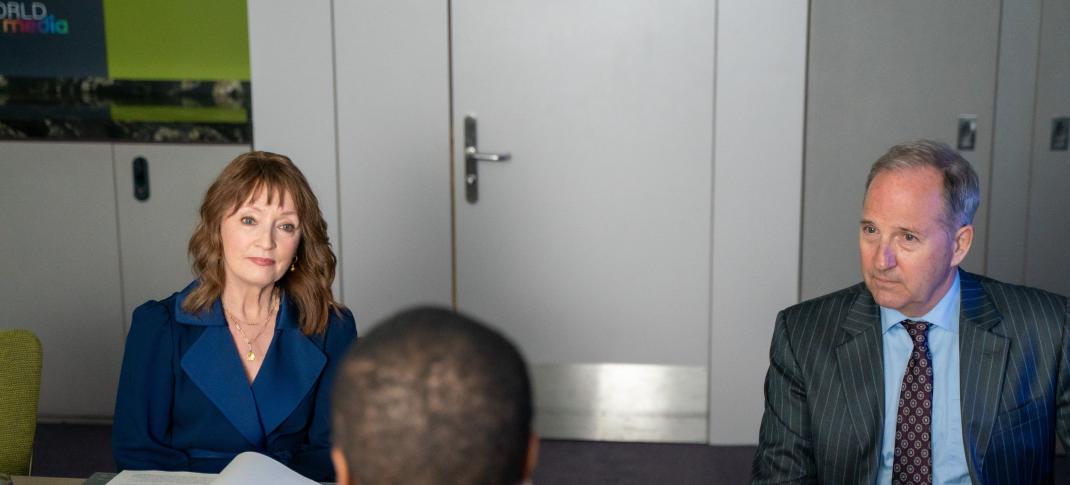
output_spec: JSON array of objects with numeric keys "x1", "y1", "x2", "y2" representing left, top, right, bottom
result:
[{"x1": 874, "y1": 240, "x2": 895, "y2": 270}]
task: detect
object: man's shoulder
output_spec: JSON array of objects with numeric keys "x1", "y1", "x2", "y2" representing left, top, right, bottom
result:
[
  {"x1": 778, "y1": 282, "x2": 870, "y2": 330},
  {"x1": 767, "y1": 283, "x2": 873, "y2": 361},
  {"x1": 967, "y1": 271, "x2": 1068, "y2": 315},
  {"x1": 970, "y1": 271, "x2": 1065, "y2": 297}
]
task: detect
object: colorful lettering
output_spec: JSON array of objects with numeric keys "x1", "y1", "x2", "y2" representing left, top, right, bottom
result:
[{"x1": 0, "y1": 2, "x2": 68, "y2": 34}]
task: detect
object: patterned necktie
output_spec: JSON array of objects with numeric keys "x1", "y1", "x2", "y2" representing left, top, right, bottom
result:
[{"x1": 893, "y1": 320, "x2": 933, "y2": 485}]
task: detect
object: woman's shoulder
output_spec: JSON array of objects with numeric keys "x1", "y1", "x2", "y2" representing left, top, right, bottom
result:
[
  {"x1": 329, "y1": 305, "x2": 355, "y2": 324},
  {"x1": 130, "y1": 287, "x2": 190, "y2": 331},
  {"x1": 322, "y1": 305, "x2": 358, "y2": 343}
]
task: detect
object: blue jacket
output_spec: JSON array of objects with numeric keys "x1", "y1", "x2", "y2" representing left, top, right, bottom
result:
[{"x1": 112, "y1": 282, "x2": 357, "y2": 481}]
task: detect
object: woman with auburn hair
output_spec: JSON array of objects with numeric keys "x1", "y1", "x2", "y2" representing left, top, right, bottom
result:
[{"x1": 112, "y1": 151, "x2": 356, "y2": 481}]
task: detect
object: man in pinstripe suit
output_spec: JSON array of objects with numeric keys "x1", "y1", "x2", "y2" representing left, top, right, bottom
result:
[{"x1": 753, "y1": 140, "x2": 1070, "y2": 484}]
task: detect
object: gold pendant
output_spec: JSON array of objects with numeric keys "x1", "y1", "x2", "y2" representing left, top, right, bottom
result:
[{"x1": 246, "y1": 351, "x2": 256, "y2": 361}]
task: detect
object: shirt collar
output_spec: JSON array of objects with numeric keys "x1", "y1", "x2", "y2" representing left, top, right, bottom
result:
[{"x1": 880, "y1": 270, "x2": 961, "y2": 334}]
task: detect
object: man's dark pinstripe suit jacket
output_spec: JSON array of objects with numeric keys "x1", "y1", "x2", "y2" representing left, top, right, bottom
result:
[{"x1": 753, "y1": 270, "x2": 1070, "y2": 484}]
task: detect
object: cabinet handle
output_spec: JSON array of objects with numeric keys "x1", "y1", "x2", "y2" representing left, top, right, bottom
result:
[
  {"x1": 133, "y1": 156, "x2": 150, "y2": 201},
  {"x1": 957, "y1": 115, "x2": 977, "y2": 151},
  {"x1": 1052, "y1": 117, "x2": 1068, "y2": 151}
]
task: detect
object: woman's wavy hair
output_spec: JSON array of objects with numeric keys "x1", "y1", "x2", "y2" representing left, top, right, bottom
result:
[{"x1": 183, "y1": 151, "x2": 341, "y2": 335}]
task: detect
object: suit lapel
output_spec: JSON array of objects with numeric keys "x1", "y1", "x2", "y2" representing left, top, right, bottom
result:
[
  {"x1": 178, "y1": 298, "x2": 266, "y2": 447},
  {"x1": 835, "y1": 287, "x2": 884, "y2": 476},
  {"x1": 957, "y1": 270, "x2": 1008, "y2": 481},
  {"x1": 251, "y1": 294, "x2": 326, "y2": 437}
]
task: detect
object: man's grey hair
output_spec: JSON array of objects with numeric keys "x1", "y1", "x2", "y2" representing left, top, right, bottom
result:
[{"x1": 865, "y1": 139, "x2": 981, "y2": 230}]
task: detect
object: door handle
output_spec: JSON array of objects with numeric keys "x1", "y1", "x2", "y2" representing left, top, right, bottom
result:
[
  {"x1": 465, "y1": 115, "x2": 511, "y2": 203},
  {"x1": 466, "y1": 146, "x2": 511, "y2": 162}
]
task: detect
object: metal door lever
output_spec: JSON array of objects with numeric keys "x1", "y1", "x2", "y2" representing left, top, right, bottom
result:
[
  {"x1": 466, "y1": 146, "x2": 511, "y2": 162},
  {"x1": 464, "y1": 115, "x2": 511, "y2": 203}
]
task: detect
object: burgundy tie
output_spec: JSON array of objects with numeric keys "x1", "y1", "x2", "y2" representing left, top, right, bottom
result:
[{"x1": 893, "y1": 320, "x2": 933, "y2": 485}]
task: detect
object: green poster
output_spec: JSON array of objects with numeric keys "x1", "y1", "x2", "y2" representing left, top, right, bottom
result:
[{"x1": 103, "y1": 0, "x2": 250, "y2": 81}]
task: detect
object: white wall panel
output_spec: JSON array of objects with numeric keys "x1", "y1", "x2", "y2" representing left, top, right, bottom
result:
[
  {"x1": 987, "y1": 0, "x2": 1042, "y2": 284},
  {"x1": 709, "y1": 0, "x2": 808, "y2": 444},
  {"x1": 1024, "y1": 0, "x2": 1070, "y2": 297},
  {"x1": 333, "y1": 0, "x2": 453, "y2": 326},
  {"x1": 247, "y1": 0, "x2": 344, "y2": 302}
]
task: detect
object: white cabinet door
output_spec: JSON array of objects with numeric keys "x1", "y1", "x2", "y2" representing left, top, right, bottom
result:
[
  {"x1": 0, "y1": 141, "x2": 124, "y2": 418},
  {"x1": 452, "y1": 0, "x2": 714, "y2": 442},
  {"x1": 802, "y1": 0, "x2": 1001, "y2": 299},
  {"x1": 113, "y1": 144, "x2": 248, "y2": 332}
]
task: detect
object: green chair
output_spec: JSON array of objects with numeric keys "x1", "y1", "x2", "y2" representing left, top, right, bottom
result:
[{"x1": 0, "y1": 329, "x2": 43, "y2": 479}]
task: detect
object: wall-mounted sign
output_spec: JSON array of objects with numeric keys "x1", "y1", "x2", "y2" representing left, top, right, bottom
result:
[
  {"x1": 0, "y1": 0, "x2": 250, "y2": 143},
  {"x1": 0, "y1": 1, "x2": 108, "y2": 77}
]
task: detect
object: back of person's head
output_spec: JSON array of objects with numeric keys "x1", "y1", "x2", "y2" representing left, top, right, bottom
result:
[{"x1": 331, "y1": 306, "x2": 536, "y2": 485}]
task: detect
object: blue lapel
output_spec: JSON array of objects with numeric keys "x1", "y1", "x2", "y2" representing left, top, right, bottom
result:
[
  {"x1": 175, "y1": 286, "x2": 265, "y2": 447},
  {"x1": 173, "y1": 283, "x2": 327, "y2": 446},
  {"x1": 251, "y1": 294, "x2": 326, "y2": 436},
  {"x1": 956, "y1": 270, "x2": 1008, "y2": 482},
  {"x1": 834, "y1": 286, "x2": 884, "y2": 481}
]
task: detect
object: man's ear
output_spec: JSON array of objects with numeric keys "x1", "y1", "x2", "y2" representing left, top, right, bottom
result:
[
  {"x1": 950, "y1": 224, "x2": 974, "y2": 267},
  {"x1": 332, "y1": 447, "x2": 351, "y2": 485},
  {"x1": 522, "y1": 432, "x2": 540, "y2": 481}
]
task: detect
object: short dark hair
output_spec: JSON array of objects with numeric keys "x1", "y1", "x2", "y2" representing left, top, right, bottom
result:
[
  {"x1": 865, "y1": 139, "x2": 981, "y2": 230},
  {"x1": 331, "y1": 306, "x2": 533, "y2": 485}
]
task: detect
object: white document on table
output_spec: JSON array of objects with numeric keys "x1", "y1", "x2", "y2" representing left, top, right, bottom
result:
[
  {"x1": 106, "y1": 471, "x2": 214, "y2": 485},
  {"x1": 107, "y1": 452, "x2": 318, "y2": 485},
  {"x1": 213, "y1": 452, "x2": 318, "y2": 485}
]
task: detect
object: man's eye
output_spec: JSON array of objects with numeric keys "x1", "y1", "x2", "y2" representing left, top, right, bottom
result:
[
  {"x1": 241, "y1": 216, "x2": 255, "y2": 225},
  {"x1": 903, "y1": 233, "x2": 917, "y2": 242},
  {"x1": 862, "y1": 225, "x2": 877, "y2": 234}
]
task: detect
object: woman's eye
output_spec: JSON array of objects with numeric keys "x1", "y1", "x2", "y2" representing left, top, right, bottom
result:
[
  {"x1": 279, "y1": 223, "x2": 296, "y2": 233},
  {"x1": 241, "y1": 216, "x2": 255, "y2": 225}
]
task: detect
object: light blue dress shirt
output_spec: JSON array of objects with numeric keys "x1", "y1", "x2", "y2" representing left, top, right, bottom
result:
[{"x1": 875, "y1": 272, "x2": 970, "y2": 485}]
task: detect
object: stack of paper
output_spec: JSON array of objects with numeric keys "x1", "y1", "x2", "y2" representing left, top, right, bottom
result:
[{"x1": 107, "y1": 452, "x2": 319, "y2": 485}]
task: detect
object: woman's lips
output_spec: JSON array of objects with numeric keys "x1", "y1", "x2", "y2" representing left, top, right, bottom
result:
[{"x1": 249, "y1": 257, "x2": 275, "y2": 266}]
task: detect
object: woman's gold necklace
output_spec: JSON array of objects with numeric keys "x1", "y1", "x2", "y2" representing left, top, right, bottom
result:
[{"x1": 224, "y1": 294, "x2": 279, "y2": 362}]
